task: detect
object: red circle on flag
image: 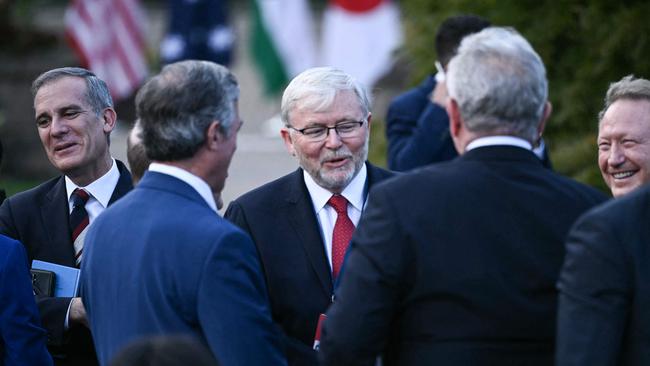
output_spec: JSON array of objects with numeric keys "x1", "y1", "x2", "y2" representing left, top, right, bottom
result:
[{"x1": 332, "y1": 0, "x2": 383, "y2": 13}]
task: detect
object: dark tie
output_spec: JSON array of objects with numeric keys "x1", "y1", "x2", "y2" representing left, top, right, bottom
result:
[
  {"x1": 70, "y1": 188, "x2": 90, "y2": 265},
  {"x1": 328, "y1": 194, "x2": 355, "y2": 280}
]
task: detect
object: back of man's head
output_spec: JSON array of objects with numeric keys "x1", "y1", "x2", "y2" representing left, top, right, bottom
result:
[
  {"x1": 136, "y1": 60, "x2": 239, "y2": 162},
  {"x1": 435, "y1": 14, "x2": 491, "y2": 67},
  {"x1": 447, "y1": 27, "x2": 548, "y2": 142}
]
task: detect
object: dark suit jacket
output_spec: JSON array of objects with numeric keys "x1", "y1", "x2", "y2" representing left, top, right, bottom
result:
[
  {"x1": 386, "y1": 76, "x2": 552, "y2": 171},
  {"x1": 386, "y1": 75, "x2": 457, "y2": 171},
  {"x1": 0, "y1": 160, "x2": 132, "y2": 366},
  {"x1": 81, "y1": 171, "x2": 286, "y2": 366},
  {"x1": 319, "y1": 146, "x2": 606, "y2": 366},
  {"x1": 556, "y1": 183, "x2": 650, "y2": 366},
  {"x1": 0, "y1": 234, "x2": 52, "y2": 366},
  {"x1": 224, "y1": 163, "x2": 394, "y2": 365}
]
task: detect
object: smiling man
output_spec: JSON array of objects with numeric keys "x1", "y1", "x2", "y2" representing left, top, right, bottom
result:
[
  {"x1": 597, "y1": 75, "x2": 650, "y2": 197},
  {"x1": 0, "y1": 67, "x2": 133, "y2": 365},
  {"x1": 225, "y1": 67, "x2": 394, "y2": 365}
]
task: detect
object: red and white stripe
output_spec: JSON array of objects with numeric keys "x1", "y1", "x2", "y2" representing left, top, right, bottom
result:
[{"x1": 65, "y1": 0, "x2": 148, "y2": 101}]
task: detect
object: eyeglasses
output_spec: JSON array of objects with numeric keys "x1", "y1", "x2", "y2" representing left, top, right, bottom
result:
[{"x1": 288, "y1": 120, "x2": 366, "y2": 142}]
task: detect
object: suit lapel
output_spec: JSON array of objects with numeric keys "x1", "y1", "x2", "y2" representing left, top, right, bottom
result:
[
  {"x1": 285, "y1": 170, "x2": 333, "y2": 298},
  {"x1": 109, "y1": 160, "x2": 134, "y2": 205},
  {"x1": 41, "y1": 177, "x2": 77, "y2": 266}
]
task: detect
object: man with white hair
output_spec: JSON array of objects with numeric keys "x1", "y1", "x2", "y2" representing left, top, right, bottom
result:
[
  {"x1": 319, "y1": 27, "x2": 606, "y2": 366},
  {"x1": 225, "y1": 67, "x2": 394, "y2": 365}
]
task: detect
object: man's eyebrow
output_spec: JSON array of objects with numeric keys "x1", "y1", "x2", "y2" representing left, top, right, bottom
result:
[{"x1": 304, "y1": 117, "x2": 363, "y2": 127}]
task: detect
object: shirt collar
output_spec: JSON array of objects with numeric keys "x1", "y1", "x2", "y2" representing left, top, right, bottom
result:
[
  {"x1": 65, "y1": 158, "x2": 119, "y2": 208},
  {"x1": 148, "y1": 162, "x2": 217, "y2": 213},
  {"x1": 466, "y1": 136, "x2": 533, "y2": 152},
  {"x1": 303, "y1": 163, "x2": 368, "y2": 212}
]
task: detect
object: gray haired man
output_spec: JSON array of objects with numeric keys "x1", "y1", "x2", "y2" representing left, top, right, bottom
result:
[
  {"x1": 319, "y1": 27, "x2": 606, "y2": 366},
  {"x1": 0, "y1": 67, "x2": 133, "y2": 365},
  {"x1": 80, "y1": 60, "x2": 286, "y2": 366},
  {"x1": 597, "y1": 75, "x2": 650, "y2": 197}
]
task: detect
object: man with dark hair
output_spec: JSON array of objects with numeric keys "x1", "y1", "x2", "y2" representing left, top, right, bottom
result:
[
  {"x1": 596, "y1": 75, "x2": 650, "y2": 197},
  {"x1": 225, "y1": 67, "x2": 394, "y2": 365},
  {"x1": 80, "y1": 60, "x2": 286, "y2": 366},
  {"x1": 109, "y1": 336, "x2": 218, "y2": 366},
  {"x1": 125, "y1": 120, "x2": 150, "y2": 185},
  {"x1": 320, "y1": 27, "x2": 606, "y2": 365},
  {"x1": 386, "y1": 14, "x2": 552, "y2": 171},
  {"x1": 0, "y1": 67, "x2": 133, "y2": 365}
]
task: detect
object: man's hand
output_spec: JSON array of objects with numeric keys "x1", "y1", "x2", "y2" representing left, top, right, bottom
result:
[
  {"x1": 430, "y1": 81, "x2": 448, "y2": 107},
  {"x1": 69, "y1": 297, "x2": 89, "y2": 328}
]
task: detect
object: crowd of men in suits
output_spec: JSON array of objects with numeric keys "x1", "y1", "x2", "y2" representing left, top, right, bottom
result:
[{"x1": 1, "y1": 15, "x2": 650, "y2": 366}]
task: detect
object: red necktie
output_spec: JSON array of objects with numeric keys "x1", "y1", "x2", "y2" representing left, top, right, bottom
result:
[
  {"x1": 328, "y1": 194, "x2": 355, "y2": 280},
  {"x1": 70, "y1": 188, "x2": 90, "y2": 265}
]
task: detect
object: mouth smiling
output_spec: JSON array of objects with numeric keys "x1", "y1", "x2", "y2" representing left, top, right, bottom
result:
[
  {"x1": 611, "y1": 170, "x2": 637, "y2": 180},
  {"x1": 54, "y1": 142, "x2": 77, "y2": 154}
]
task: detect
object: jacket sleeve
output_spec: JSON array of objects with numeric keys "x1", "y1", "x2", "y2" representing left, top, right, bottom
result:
[
  {"x1": 556, "y1": 209, "x2": 629, "y2": 366},
  {"x1": 0, "y1": 237, "x2": 53, "y2": 366},
  {"x1": 386, "y1": 84, "x2": 457, "y2": 172},
  {"x1": 319, "y1": 184, "x2": 415, "y2": 365},
  {"x1": 197, "y1": 229, "x2": 287, "y2": 365}
]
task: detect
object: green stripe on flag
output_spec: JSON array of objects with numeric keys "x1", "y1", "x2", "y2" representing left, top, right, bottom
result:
[{"x1": 250, "y1": 0, "x2": 289, "y2": 96}]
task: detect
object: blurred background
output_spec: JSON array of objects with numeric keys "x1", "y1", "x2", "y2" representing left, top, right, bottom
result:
[{"x1": 1, "y1": 0, "x2": 649, "y2": 206}]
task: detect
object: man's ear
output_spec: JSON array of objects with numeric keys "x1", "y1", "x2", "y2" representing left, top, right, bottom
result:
[
  {"x1": 446, "y1": 98, "x2": 462, "y2": 138},
  {"x1": 205, "y1": 121, "x2": 223, "y2": 150},
  {"x1": 280, "y1": 127, "x2": 296, "y2": 156},
  {"x1": 101, "y1": 108, "x2": 117, "y2": 133},
  {"x1": 366, "y1": 112, "x2": 372, "y2": 132},
  {"x1": 537, "y1": 101, "x2": 552, "y2": 138}
]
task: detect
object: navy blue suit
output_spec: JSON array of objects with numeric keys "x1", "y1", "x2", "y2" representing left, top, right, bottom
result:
[
  {"x1": 0, "y1": 235, "x2": 52, "y2": 366},
  {"x1": 225, "y1": 163, "x2": 394, "y2": 365},
  {"x1": 81, "y1": 171, "x2": 286, "y2": 366},
  {"x1": 557, "y1": 184, "x2": 650, "y2": 366},
  {"x1": 0, "y1": 160, "x2": 132, "y2": 365},
  {"x1": 386, "y1": 76, "x2": 552, "y2": 171},
  {"x1": 320, "y1": 146, "x2": 606, "y2": 366},
  {"x1": 385, "y1": 76, "x2": 457, "y2": 171}
]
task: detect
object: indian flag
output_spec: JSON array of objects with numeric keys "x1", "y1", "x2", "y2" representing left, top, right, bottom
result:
[{"x1": 250, "y1": 0, "x2": 317, "y2": 96}]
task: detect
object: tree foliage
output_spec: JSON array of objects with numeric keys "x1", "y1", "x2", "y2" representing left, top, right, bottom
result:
[{"x1": 401, "y1": 0, "x2": 650, "y2": 190}]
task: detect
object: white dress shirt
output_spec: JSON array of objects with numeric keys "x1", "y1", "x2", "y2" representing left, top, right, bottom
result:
[
  {"x1": 64, "y1": 158, "x2": 120, "y2": 328},
  {"x1": 65, "y1": 158, "x2": 120, "y2": 222},
  {"x1": 304, "y1": 164, "x2": 368, "y2": 270},
  {"x1": 466, "y1": 135, "x2": 534, "y2": 152}
]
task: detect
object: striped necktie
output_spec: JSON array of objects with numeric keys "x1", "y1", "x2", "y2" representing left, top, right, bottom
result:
[{"x1": 70, "y1": 188, "x2": 90, "y2": 266}]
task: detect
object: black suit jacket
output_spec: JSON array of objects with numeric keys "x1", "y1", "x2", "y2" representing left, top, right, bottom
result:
[
  {"x1": 319, "y1": 146, "x2": 607, "y2": 366},
  {"x1": 556, "y1": 184, "x2": 650, "y2": 366},
  {"x1": 0, "y1": 160, "x2": 132, "y2": 366},
  {"x1": 225, "y1": 163, "x2": 394, "y2": 365}
]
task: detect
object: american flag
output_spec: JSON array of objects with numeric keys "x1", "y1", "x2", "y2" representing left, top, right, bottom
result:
[{"x1": 65, "y1": 0, "x2": 148, "y2": 101}]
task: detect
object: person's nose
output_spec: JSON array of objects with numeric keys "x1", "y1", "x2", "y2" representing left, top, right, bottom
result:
[
  {"x1": 608, "y1": 144, "x2": 626, "y2": 167},
  {"x1": 324, "y1": 128, "x2": 343, "y2": 149},
  {"x1": 49, "y1": 115, "x2": 70, "y2": 138}
]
